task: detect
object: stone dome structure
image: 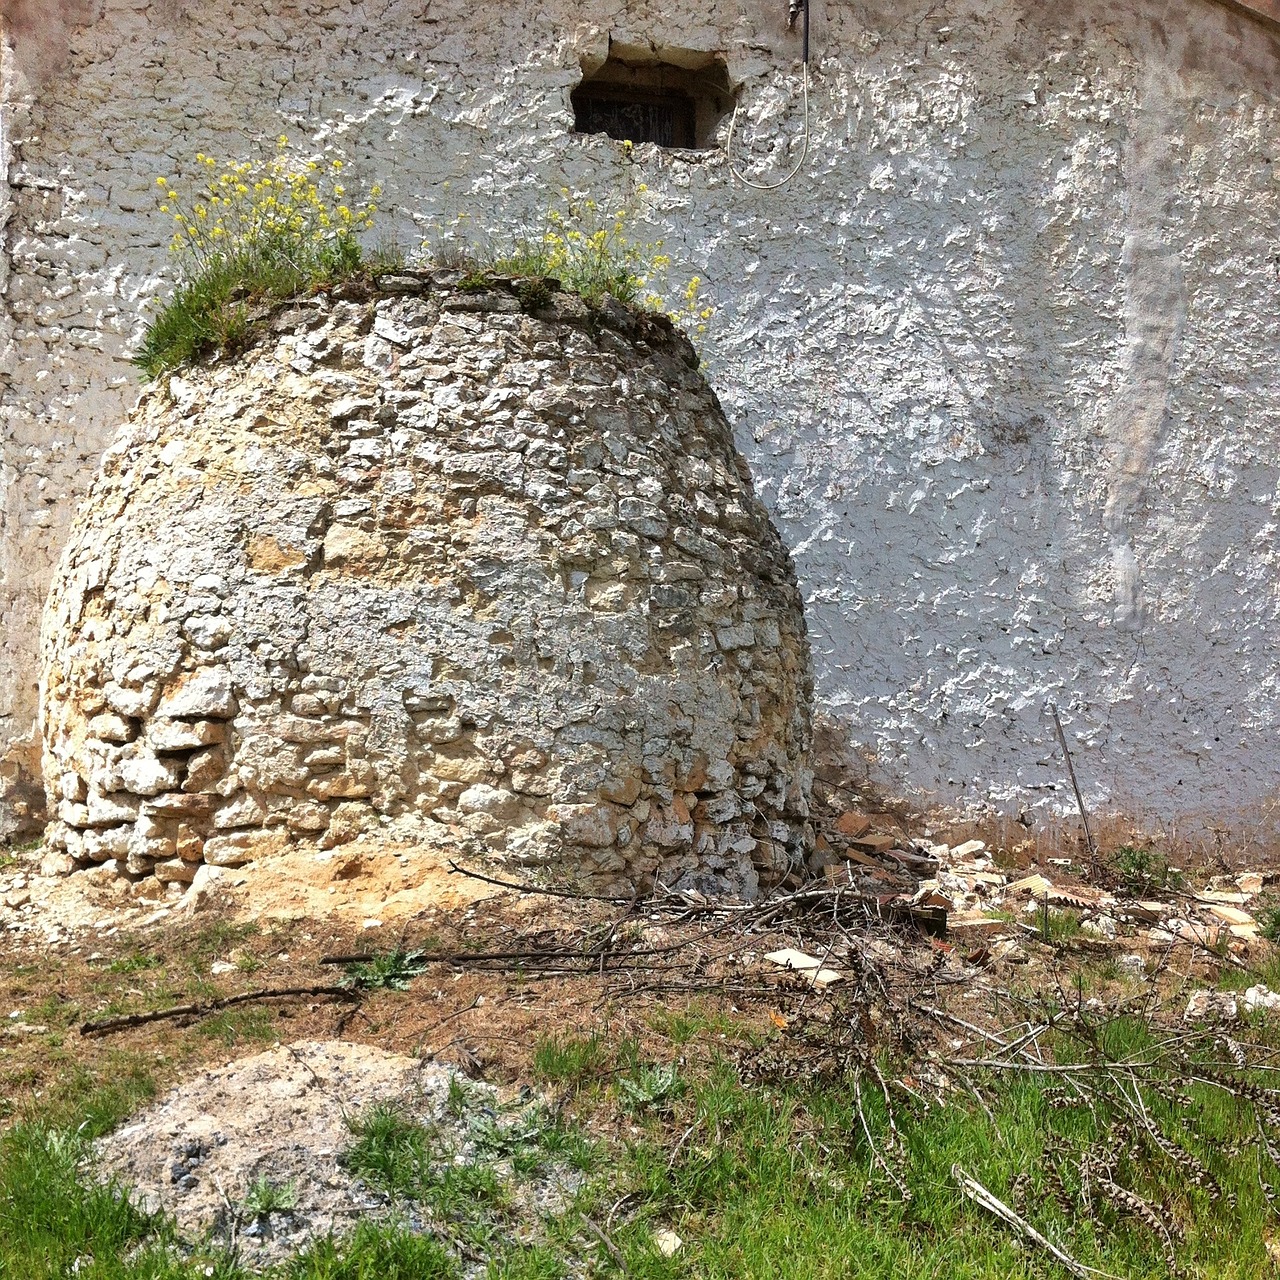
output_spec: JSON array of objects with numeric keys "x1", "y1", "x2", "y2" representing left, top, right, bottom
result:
[{"x1": 39, "y1": 274, "x2": 813, "y2": 896}]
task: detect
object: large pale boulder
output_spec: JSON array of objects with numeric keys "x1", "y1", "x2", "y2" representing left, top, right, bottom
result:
[{"x1": 39, "y1": 275, "x2": 813, "y2": 895}]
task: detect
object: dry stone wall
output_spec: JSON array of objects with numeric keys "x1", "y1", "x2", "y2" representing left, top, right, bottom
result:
[
  {"x1": 5, "y1": 0, "x2": 1280, "y2": 844},
  {"x1": 39, "y1": 278, "x2": 814, "y2": 896}
]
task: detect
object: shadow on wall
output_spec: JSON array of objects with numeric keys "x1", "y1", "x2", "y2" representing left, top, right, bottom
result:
[{"x1": 2, "y1": 0, "x2": 106, "y2": 85}]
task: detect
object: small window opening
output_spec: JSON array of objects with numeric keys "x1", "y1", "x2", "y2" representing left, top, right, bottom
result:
[{"x1": 572, "y1": 45, "x2": 735, "y2": 150}]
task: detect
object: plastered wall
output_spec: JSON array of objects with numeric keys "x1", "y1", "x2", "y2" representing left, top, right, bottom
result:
[{"x1": 3, "y1": 0, "x2": 1280, "y2": 845}]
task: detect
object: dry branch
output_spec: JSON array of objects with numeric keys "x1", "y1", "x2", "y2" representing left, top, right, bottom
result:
[{"x1": 80, "y1": 984, "x2": 355, "y2": 1037}]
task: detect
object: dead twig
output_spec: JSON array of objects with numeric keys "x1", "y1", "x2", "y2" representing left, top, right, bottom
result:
[
  {"x1": 953, "y1": 1164, "x2": 1122, "y2": 1280},
  {"x1": 80, "y1": 984, "x2": 356, "y2": 1037},
  {"x1": 583, "y1": 1215, "x2": 629, "y2": 1274},
  {"x1": 1048, "y1": 702, "x2": 1098, "y2": 871},
  {"x1": 448, "y1": 860, "x2": 633, "y2": 902}
]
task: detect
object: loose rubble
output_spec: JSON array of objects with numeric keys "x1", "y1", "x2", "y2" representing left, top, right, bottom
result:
[
  {"x1": 94, "y1": 1039, "x2": 579, "y2": 1271},
  {"x1": 811, "y1": 801, "x2": 1274, "y2": 963}
]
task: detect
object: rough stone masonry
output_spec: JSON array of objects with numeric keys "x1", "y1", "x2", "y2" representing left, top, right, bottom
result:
[
  {"x1": 38, "y1": 276, "x2": 814, "y2": 896},
  {"x1": 4, "y1": 0, "x2": 1280, "y2": 847}
]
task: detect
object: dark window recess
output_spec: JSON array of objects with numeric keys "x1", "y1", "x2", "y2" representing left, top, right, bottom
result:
[
  {"x1": 572, "y1": 49, "x2": 735, "y2": 150},
  {"x1": 573, "y1": 87, "x2": 697, "y2": 149}
]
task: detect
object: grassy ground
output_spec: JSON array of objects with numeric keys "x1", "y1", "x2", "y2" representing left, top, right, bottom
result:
[
  {"x1": 5, "y1": 895, "x2": 1280, "y2": 1277},
  {"x1": 5, "y1": 1014, "x2": 1280, "y2": 1278}
]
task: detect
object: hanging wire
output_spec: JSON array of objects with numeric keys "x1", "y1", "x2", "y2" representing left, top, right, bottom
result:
[
  {"x1": 726, "y1": 63, "x2": 810, "y2": 191},
  {"x1": 726, "y1": 0, "x2": 812, "y2": 191}
]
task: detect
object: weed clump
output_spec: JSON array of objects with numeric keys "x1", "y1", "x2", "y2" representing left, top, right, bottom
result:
[
  {"x1": 134, "y1": 138, "x2": 385, "y2": 380},
  {"x1": 340, "y1": 948, "x2": 430, "y2": 992},
  {"x1": 1110, "y1": 844, "x2": 1184, "y2": 897},
  {"x1": 430, "y1": 188, "x2": 714, "y2": 337}
]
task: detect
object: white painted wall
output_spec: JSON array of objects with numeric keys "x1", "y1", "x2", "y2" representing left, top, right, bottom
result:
[{"x1": 3, "y1": 0, "x2": 1280, "y2": 843}]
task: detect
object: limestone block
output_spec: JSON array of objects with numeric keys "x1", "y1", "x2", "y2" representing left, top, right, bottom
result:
[
  {"x1": 40, "y1": 851, "x2": 78, "y2": 877},
  {"x1": 85, "y1": 791, "x2": 140, "y2": 825},
  {"x1": 87, "y1": 712, "x2": 136, "y2": 743},
  {"x1": 319, "y1": 801, "x2": 374, "y2": 847},
  {"x1": 156, "y1": 668, "x2": 236, "y2": 719},
  {"x1": 58, "y1": 773, "x2": 87, "y2": 803},
  {"x1": 154, "y1": 858, "x2": 198, "y2": 884},
  {"x1": 183, "y1": 747, "x2": 226, "y2": 793},
  {"x1": 176, "y1": 824, "x2": 205, "y2": 861},
  {"x1": 182, "y1": 616, "x2": 232, "y2": 649},
  {"x1": 644, "y1": 807, "x2": 696, "y2": 848},
  {"x1": 115, "y1": 755, "x2": 181, "y2": 797},
  {"x1": 600, "y1": 775, "x2": 642, "y2": 805},
  {"x1": 82, "y1": 825, "x2": 133, "y2": 859},
  {"x1": 548, "y1": 802, "x2": 622, "y2": 849},
  {"x1": 213, "y1": 792, "x2": 268, "y2": 829},
  {"x1": 102, "y1": 683, "x2": 156, "y2": 719},
  {"x1": 146, "y1": 718, "x2": 224, "y2": 751},
  {"x1": 286, "y1": 801, "x2": 332, "y2": 832},
  {"x1": 125, "y1": 851, "x2": 156, "y2": 876},
  {"x1": 144, "y1": 792, "x2": 213, "y2": 818},
  {"x1": 58, "y1": 800, "x2": 90, "y2": 826},
  {"x1": 456, "y1": 784, "x2": 523, "y2": 820},
  {"x1": 306, "y1": 771, "x2": 373, "y2": 800},
  {"x1": 203, "y1": 829, "x2": 289, "y2": 866},
  {"x1": 323, "y1": 525, "x2": 388, "y2": 569},
  {"x1": 81, "y1": 859, "x2": 129, "y2": 886}
]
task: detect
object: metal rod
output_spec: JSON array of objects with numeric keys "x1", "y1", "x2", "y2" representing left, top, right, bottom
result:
[
  {"x1": 1049, "y1": 703, "x2": 1098, "y2": 870},
  {"x1": 803, "y1": 0, "x2": 810, "y2": 63}
]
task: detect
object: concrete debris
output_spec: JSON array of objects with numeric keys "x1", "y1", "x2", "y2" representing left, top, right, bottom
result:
[
  {"x1": 765, "y1": 948, "x2": 843, "y2": 988},
  {"x1": 1185, "y1": 990, "x2": 1240, "y2": 1022},
  {"x1": 1245, "y1": 984, "x2": 1280, "y2": 1014},
  {"x1": 653, "y1": 1228, "x2": 684, "y2": 1257},
  {"x1": 821, "y1": 807, "x2": 1276, "y2": 962},
  {"x1": 93, "y1": 1039, "x2": 582, "y2": 1271}
]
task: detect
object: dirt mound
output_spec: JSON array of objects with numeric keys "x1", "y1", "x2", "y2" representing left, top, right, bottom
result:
[{"x1": 95, "y1": 1039, "x2": 469, "y2": 1268}]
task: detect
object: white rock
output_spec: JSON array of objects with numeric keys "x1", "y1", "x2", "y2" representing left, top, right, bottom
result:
[
  {"x1": 86, "y1": 791, "x2": 140, "y2": 825},
  {"x1": 147, "y1": 718, "x2": 223, "y2": 751},
  {"x1": 116, "y1": 756, "x2": 182, "y2": 797},
  {"x1": 1081, "y1": 915, "x2": 1117, "y2": 940},
  {"x1": 156, "y1": 668, "x2": 236, "y2": 719},
  {"x1": 212, "y1": 792, "x2": 268, "y2": 830},
  {"x1": 653, "y1": 1228, "x2": 683, "y2": 1258},
  {"x1": 154, "y1": 858, "x2": 198, "y2": 884},
  {"x1": 86, "y1": 712, "x2": 136, "y2": 742},
  {"x1": 183, "y1": 615, "x2": 232, "y2": 650},
  {"x1": 102, "y1": 682, "x2": 155, "y2": 719},
  {"x1": 1185, "y1": 990, "x2": 1238, "y2": 1022},
  {"x1": 203, "y1": 829, "x2": 289, "y2": 866},
  {"x1": 1244, "y1": 984, "x2": 1280, "y2": 1014},
  {"x1": 456, "y1": 784, "x2": 522, "y2": 820},
  {"x1": 548, "y1": 802, "x2": 621, "y2": 848}
]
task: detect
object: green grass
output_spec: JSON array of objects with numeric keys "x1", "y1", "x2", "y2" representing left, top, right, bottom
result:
[
  {"x1": 531, "y1": 1032, "x2": 609, "y2": 1087},
  {"x1": 196, "y1": 1006, "x2": 276, "y2": 1046},
  {"x1": 1109, "y1": 844, "x2": 1184, "y2": 897},
  {"x1": 135, "y1": 238, "x2": 400, "y2": 381},
  {"x1": 8, "y1": 933, "x2": 1280, "y2": 1280},
  {"x1": 281, "y1": 1221, "x2": 457, "y2": 1279},
  {"x1": 342, "y1": 1103, "x2": 506, "y2": 1215}
]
